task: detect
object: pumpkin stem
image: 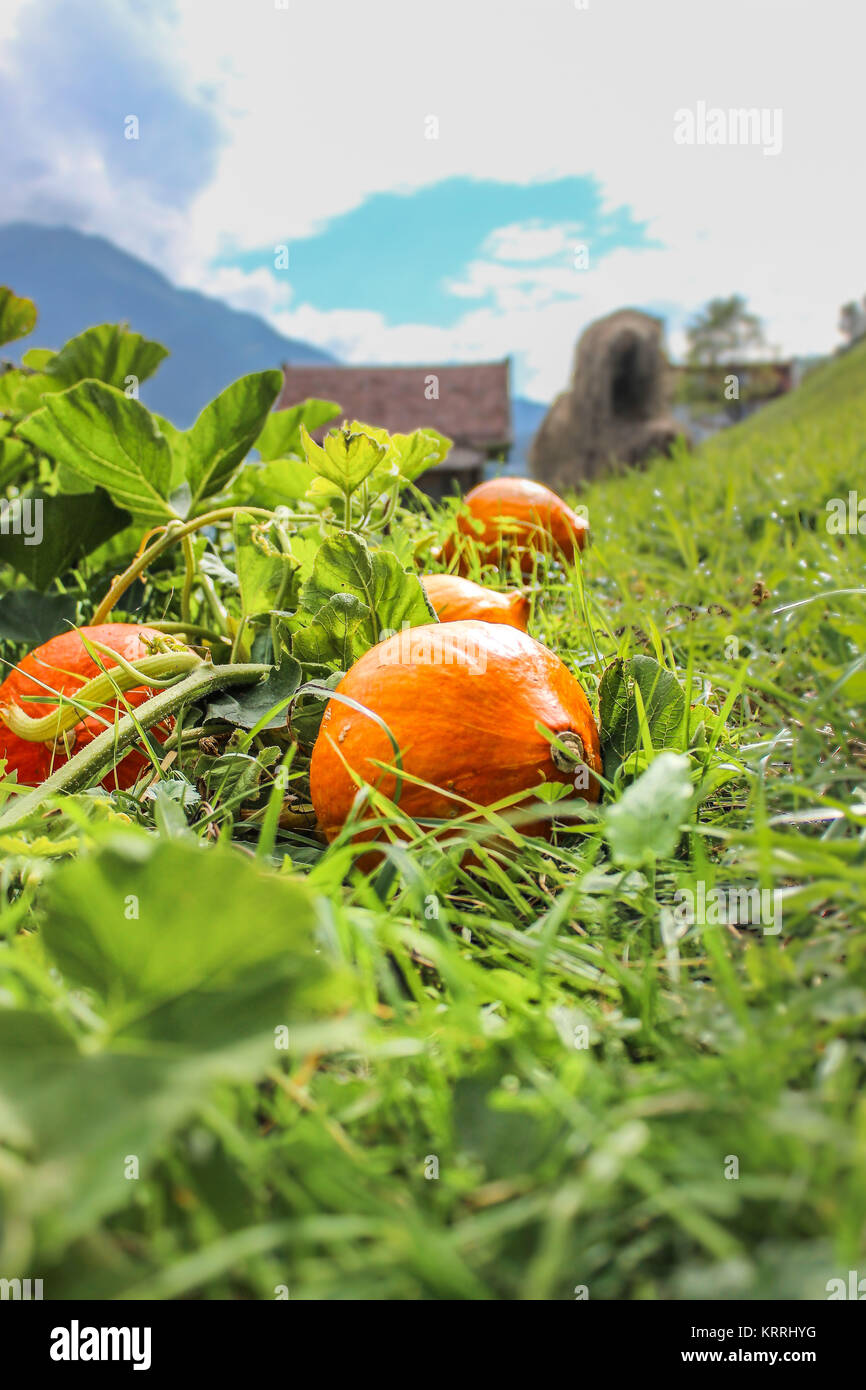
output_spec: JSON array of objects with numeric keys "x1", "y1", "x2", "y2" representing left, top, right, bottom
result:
[
  {"x1": 550, "y1": 730, "x2": 586, "y2": 772},
  {"x1": 1, "y1": 650, "x2": 203, "y2": 743},
  {"x1": 0, "y1": 661, "x2": 271, "y2": 832}
]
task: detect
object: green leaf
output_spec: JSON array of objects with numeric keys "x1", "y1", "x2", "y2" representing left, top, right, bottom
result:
[
  {"x1": 390, "y1": 427, "x2": 452, "y2": 480},
  {"x1": 149, "y1": 780, "x2": 198, "y2": 843},
  {"x1": 290, "y1": 668, "x2": 343, "y2": 745},
  {"x1": 0, "y1": 324, "x2": 167, "y2": 428},
  {"x1": 300, "y1": 422, "x2": 386, "y2": 495},
  {"x1": 40, "y1": 833, "x2": 322, "y2": 1006},
  {"x1": 192, "y1": 748, "x2": 272, "y2": 803},
  {"x1": 234, "y1": 512, "x2": 296, "y2": 623},
  {"x1": 0, "y1": 433, "x2": 30, "y2": 490},
  {"x1": 256, "y1": 397, "x2": 340, "y2": 461},
  {"x1": 0, "y1": 1022, "x2": 226, "y2": 1249},
  {"x1": 0, "y1": 287, "x2": 37, "y2": 347},
  {"x1": 17, "y1": 381, "x2": 178, "y2": 522},
  {"x1": 293, "y1": 593, "x2": 372, "y2": 667},
  {"x1": 232, "y1": 456, "x2": 317, "y2": 509},
  {"x1": 183, "y1": 370, "x2": 284, "y2": 507},
  {"x1": 603, "y1": 752, "x2": 694, "y2": 867},
  {"x1": 20, "y1": 347, "x2": 55, "y2": 370},
  {"x1": 300, "y1": 531, "x2": 435, "y2": 649},
  {"x1": 0, "y1": 489, "x2": 130, "y2": 588},
  {"x1": 0, "y1": 589, "x2": 78, "y2": 644},
  {"x1": 598, "y1": 655, "x2": 687, "y2": 781},
  {"x1": 341, "y1": 422, "x2": 452, "y2": 483},
  {"x1": 0, "y1": 367, "x2": 64, "y2": 416},
  {"x1": 204, "y1": 655, "x2": 302, "y2": 731},
  {"x1": 38, "y1": 323, "x2": 169, "y2": 391},
  {"x1": 148, "y1": 411, "x2": 191, "y2": 496},
  {"x1": 453, "y1": 1071, "x2": 564, "y2": 1181},
  {"x1": 0, "y1": 833, "x2": 340, "y2": 1249}
]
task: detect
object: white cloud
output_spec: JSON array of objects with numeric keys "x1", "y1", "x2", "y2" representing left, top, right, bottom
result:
[
  {"x1": 0, "y1": 0, "x2": 223, "y2": 265},
  {"x1": 173, "y1": 0, "x2": 866, "y2": 391},
  {"x1": 3, "y1": 0, "x2": 865, "y2": 397},
  {"x1": 481, "y1": 222, "x2": 583, "y2": 263},
  {"x1": 0, "y1": 0, "x2": 27, "y2": 41},
  {"x1": 182, "y1": 264, "x2": 293, "y2": 319},
  {"x1": 446, "y1": 260, "x2": 580, "y2": 312}
]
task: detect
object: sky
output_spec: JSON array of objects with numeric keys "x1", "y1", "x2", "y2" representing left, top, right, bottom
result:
[{"x1": 0, "y1": 0, "x2": 863, "y2": 401}]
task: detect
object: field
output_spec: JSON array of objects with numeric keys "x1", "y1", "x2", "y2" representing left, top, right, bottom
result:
[{"x1": 1, "y1": 296, "x2": 865, "y2": 1301}]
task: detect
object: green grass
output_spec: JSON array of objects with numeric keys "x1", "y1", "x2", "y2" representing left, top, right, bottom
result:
[{"x1": 2, "y1": 342, "x2": 866, "y2": 1301}]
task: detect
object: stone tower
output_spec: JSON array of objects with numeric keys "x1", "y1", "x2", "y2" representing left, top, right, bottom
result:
[{"x1": 530, "y1": 309, "x2": 686, "y2": 491}]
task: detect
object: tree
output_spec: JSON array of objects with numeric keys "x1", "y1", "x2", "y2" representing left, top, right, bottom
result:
[
  {"x1": 839, "y1": 298, "x2": 866, "y2": 346},
  {"x1": 686, "y1": 295, "x2": 766, "y2": 365}
]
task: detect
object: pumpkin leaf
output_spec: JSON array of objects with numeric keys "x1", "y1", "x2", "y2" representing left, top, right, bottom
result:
[
  {"x1": 150, "y1": 411, "x2": 190, "y2": 493},
  {"x1": 598, "y1": 654, "x2": 686, "y2": 781},
  {"x1": 204, "y1": 655, "x2": 302, "y2": 732},
  {"x1": 300, "y1": 422, "x2": 386, "y2": 495},
  {"x1": 0, "y1": 287, "x2": 37, "y2": 347},
  {"x1": 0, "y1": 367, "x2": 64, "y2": 415},
  {"x1": 0, "y1": 488, "x2": 130, "y2": 588},
  {"x1": 234, "y1": 513, "x2": 297, "y2": 624},
  {"x1": 389, "y1": 427, "x2": 452, "y2": 481},
  {"x1": 17, "y1": 381, "x2": 178, "y2": 522},
  {"x1": 233, "y1": 456, "x2": 317, "y2": 510},
  {"x1": 183, "y1": 370, "x2": 284, "y2": 507},
  {"x1": 300, "y1": 531, "x2": 435, "y2": 648},
  {"x1": 0, "y1": 589, "x2": 78, "y2": 644},
  {"x1": 292, "y1": 593, "x2": 372, "y2": 668},
  {"x1": 0, "y1": 433, "x2": 31, "y2": 490},
  {"x1": 256, "y1": 398, "x2": 340, "y2": 462},
  {"x1": 290, "y1": 667, "x2": 343, "y2": 745},
  {"x1": 36, "y1": 323, "x2": 169, "y2": 392},
  {"x1": 40, "y1": 833, "x2": 324, "y2": 1006},
  {"x1": 0, "y1": 834, "x2": 339, "y2": 1248},
  {"x1": 20, "y1": 348, "x2": 55, "y2": 370},
  {"x1": 343, "y1": 423, "x2": 452, "y2": 484},
  {"x1": 604, "y1": 752, "x2": 694, "y2": 867},
  {"x1": 0, "y1": 325, "x2": 167, "y2": 435}
]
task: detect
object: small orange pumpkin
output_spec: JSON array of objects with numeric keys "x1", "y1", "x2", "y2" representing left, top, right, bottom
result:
[
  {"x1": 0, "y1": 623, "x2": 175, "y2": 789},
  {"x1": 310, "y1": 620, "x2": 601, "y2": 856},
  {"x1": 422, "y1": 573, "x2": 530, "y2": 631},
  {"x1": 441, "y1": 477, "x2": 589, "y2": 575}
]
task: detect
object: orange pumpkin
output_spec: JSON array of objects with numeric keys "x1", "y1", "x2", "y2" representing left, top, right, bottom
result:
[
  {"x1": 422, "y1": 573, "x2": 530, "y2": 631},
  {"x1": 310, "y1": 620, "x2": 601, "y2": 856},
  {"x1": 0, "y1": 623, "x2": 174, "y2": 789},
  {"x1": 441, "y1": 477, "x2": 589, "y2": 575}
]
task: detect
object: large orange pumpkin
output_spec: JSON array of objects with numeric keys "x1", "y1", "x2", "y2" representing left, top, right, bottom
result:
[
  {"x1": 0, "y1": 623, "x2": 174, "y2": 789},
  {"x1": 441, "y1": 477, "x2": 589, "y2": 575},
  {"x1": 310, "y1": 620, "x2": 601, "y2": 855},
  {"x1": 422, "y1": 573, "x2": 530, "y2": 631}
]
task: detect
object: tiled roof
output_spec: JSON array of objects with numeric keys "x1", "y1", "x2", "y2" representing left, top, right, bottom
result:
[{"x1": 276, "y1": 361, "x2": 511, "y2": 449}]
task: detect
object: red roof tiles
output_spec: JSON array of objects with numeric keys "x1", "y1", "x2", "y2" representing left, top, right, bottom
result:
[{"x1": 277, "y1": 360, "x2": 511, "y2": 451}]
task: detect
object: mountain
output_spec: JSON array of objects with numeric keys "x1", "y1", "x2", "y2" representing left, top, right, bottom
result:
[
  {"x1": 0, "y1": 223, "x2": 554, "y2": 465},
  {"x1": 0, "y1": 223, "x2": 335, "y2": 426},
  {"x1": 506, "y1": 395, "x2": 549, "y2": 475}
]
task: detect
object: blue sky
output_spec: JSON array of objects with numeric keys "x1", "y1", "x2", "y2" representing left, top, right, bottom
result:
[
  {"x1": 0, "y1": 0, "x2": 862, "y2": 400},
  {"x1": 218, "y1": 177, "x2": 654, "y2": 329}
]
